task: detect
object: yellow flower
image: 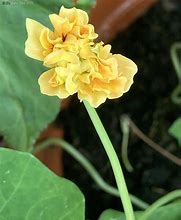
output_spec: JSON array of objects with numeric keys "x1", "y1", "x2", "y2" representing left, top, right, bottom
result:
[
  {"x1": 25, "y1": 6, "x2": 97, "y2": 63},
  {"x1": 25, "y1": 6, "x2": 137, "y2": 108},
  {"x1": 38, "y1": 43, "x2": 137, "y2": 107}
]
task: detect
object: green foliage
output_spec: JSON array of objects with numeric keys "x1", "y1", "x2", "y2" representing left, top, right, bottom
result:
[
  {"x1": 169, "y1": 117, "x2": 181, "y2": 146},
  {"x1": 0, "y1": 148, "x2": 85, "y2": 220},
  {"x1": 76, "y1": 0, "x2": 96, "y2": 11},
  {"x1": 171, "y1": 43, "x2": 181, "y2": 81},
  {"x1": 170, "y1": 42, "x2": 181, "y2": 105},
  {"x1": 59, "y1": 0, "x2": 75, "y2": 8},
  {"x1": 60, "y1": 0, "x2": 96, "y2": 12},
  {"x1": 169, "y1": 43, "x2": 181, "y2": 145},
  {"x1": 98, "y1": 209, "x2": 143, "y2": 220},
  {"x1": 99, "y1": 209, "x2": 127, "y2": 220},
  {"x1": 98, "y1": 203, "x2": 181, "y2": 220},
  {"x1": 0, "y1": 1, "x2": 66, "y2": 151}
]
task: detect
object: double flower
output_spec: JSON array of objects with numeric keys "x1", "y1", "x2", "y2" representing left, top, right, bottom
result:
[{"x1": 25, "y1": 6, "x2": 137, "y2": 107}]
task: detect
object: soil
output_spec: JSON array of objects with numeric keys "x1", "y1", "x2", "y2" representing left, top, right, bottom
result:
[{"x1": 57, "y1": 1, "x2": 181, "y2": 219}]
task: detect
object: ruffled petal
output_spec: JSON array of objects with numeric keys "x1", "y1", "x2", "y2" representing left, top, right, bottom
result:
[
  {"x1": 78, "y1": 85, "x2": 107, "y2": 108},
  {"x1": 114, "y1": 54, "x2": 137, "y2": 92},
  {"x1": 49, "y1": 14, "x2": 73, "y2": 37},
  {"x1": 59, "y1": 6, "x2": 89, "y2": 25},
  {"x1": 25, "y1": 18, "x2": 47, "y2": 61},
  {"x1": 44, "y1": 50, "x2": 79, "y2": 67},
  {"x1": 38, "y1": 69, "x2": 69, "y2": 98}
]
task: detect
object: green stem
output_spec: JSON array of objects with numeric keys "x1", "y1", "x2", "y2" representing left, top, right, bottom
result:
[
  {"x1": 83, "y1": 100, "x2": 135, "y2": 220},
  {"x1": 120, "y1": 116, "x2": 134, "y2": 172},
  {"x1": 170, "y1": 42, "x2": 181, "y2": 82},
  {"x1": 139, "y1": 190, "x2": 181, "y2": 220},
  {"x1": 33, "y1": 138, "x2": 149, "y2": 209}
]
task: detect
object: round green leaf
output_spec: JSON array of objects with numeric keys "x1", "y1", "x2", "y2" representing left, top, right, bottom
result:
[{"x1": 0, "y1": 148, "x2": 85, "y2": 220}]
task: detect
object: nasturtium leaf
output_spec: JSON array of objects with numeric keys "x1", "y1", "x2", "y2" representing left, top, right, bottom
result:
[
  {"x1": 98, "y1": 203, "x2": 181, "y2": 220},
  {"x1": 169, "y1": 117, "x2": 181, "y2": 146},
  {"x1": 0, "y1": 148, "x2": 85, "y2": 220},
  {"x1": 0, "y1": 1, "x2": 69, "y2": 151}
]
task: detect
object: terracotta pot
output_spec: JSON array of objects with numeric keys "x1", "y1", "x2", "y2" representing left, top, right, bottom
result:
[
  {"x1": 90, "y1": 0, "x2": 158, "y2": 42},
  {"x1": 35, "y1": 125, "x2": 64, "y2": 176},
  {"x1": 35, "y1": 100, "x2": 71, "y2": 176}
]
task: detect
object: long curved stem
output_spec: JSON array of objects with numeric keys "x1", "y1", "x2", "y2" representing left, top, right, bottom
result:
[
  {"x1": 33, "y1": 137, "x2": 149, "y2": 210},
  {"x1": 83, "y1": 100, "x2": 135, "y2": 220},
  {"x1": 139, "y1": 190, "x2": 181, "y2": 220},
  {"x1": 120, "y1": 115, "x2": 134, "y2": 172}
]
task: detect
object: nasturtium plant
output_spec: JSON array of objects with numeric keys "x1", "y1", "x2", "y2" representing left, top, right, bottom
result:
[{"x1": 0, "y1": 148, "x2": 85, "y2": 220}]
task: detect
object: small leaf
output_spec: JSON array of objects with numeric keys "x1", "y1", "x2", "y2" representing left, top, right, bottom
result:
[
  {"x1": 98, "y1": 204, "x2": 181, "y2": 220},
  {"x1": 0, "y1": 148, "x2": 85, "y2": 220},
  {"x1": 98, "y1": 209, "x2": 126, "y2": 220},
  {"x1": 76, "y1": 0, "x2": 96, "y2": 11},
  {"x1": 169, "y1": 117, "x2": 181, "y2": 146},
  {"x1": 98, "y1": 209, "x2": 142, "y2": 220}
]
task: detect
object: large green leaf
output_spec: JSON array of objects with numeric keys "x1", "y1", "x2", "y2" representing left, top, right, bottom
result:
[
  {"x1": 0, "y1": 148, "x2": 85, "y2": 220},
  {"x1": 0, "y1": 1, "x2": 66, "y2": 151},
  {"x1": 98, "y1": 204, "x2": 181, "y2": 220}
]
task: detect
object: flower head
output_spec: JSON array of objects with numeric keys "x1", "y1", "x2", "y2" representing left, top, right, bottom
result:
[
  {"x1": 25, "y1": 6, "x2": 97, "y2": 63},
  {"x1": 25, "y1": 6, "x2": 137, "y2": 107}
]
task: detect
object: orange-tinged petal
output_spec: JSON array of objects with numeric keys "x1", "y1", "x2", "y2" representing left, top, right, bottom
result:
[
  {"x1": 78, "y1": 85, "x2": 107, "y2": 108},
  {"x1": 92, "y1": 77, "x2": 127, "y2": 97},
  {"x1": 114, "y1": 54, "x2": 138, "y2": 92}
]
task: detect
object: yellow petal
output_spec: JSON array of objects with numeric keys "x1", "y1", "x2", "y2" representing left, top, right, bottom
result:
[
  {"x1": 49, "y1": 14, "x2": 73, "y2": 37},
  {"x1": 99, "y1": 44, "x2": 112, "y2": 59},
  {"x1": 78, "y1": 86, "x2": 107, "y2": 108},
  {"x1": 25, "y1": 18, "x2": 46, "y2": 61},
  {"x1": 39, "y1": 28, "x2": 54, "y2": 49},
  {"x1": 38, "y1": 69, "x2": 69, "y2": 98},
  {"x1": 44, "y1": 50, "x2": 79, "y2": 67},
  {"x1": 107, "y1": 77, "x2": 127, "y2": 98},
  {"x1": 114, "y1": 54, "x2": 138, "y2": 92},
  {"x1": 65, "y1": 72, "x2": 78, "y2": 95},
  {"x1": 59, "y1": 6, "x2": 89, "y2": 25}
]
